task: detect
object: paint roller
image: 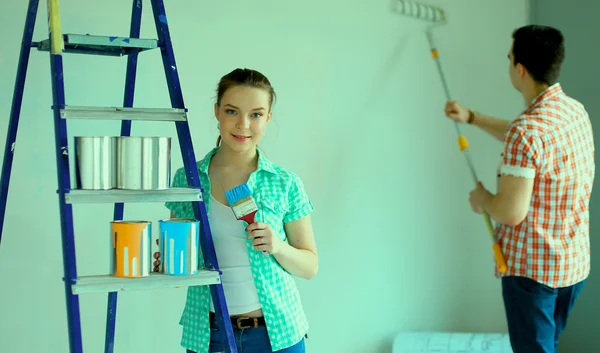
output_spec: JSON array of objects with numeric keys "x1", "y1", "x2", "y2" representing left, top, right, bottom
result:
[
  {"x1": 394, "y1": 0, "x2": 446, "y2": 24},
  {"x1": 393, "y1": 0, "x2": 508, "y2": 273}
]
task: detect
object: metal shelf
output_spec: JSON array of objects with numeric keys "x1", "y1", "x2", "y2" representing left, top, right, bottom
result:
[
  {"x1": 37, "y1": 33, "x2": 158, "y2": 57},
  {"x1": 72, "y1": 270, "x2": 220, "y2": 295},
  {"x1": 64, "y1": 187, "x2": 203, "y2": 204},
  {"x1": 60, "y1": 106, "x2": 187, "y2": 122}
]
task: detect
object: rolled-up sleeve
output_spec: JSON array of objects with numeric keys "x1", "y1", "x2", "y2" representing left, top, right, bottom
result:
[
  {"x1": 283, "y1": 173, "x2": 314, "y2": 223},
  {"x1": 501, "y1": 123, "x2": 539, "y2": 179}
]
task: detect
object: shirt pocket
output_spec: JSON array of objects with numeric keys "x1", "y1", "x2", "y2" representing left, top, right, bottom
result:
[{"x1": 255, "y1": 197, "x2": 289, "y2": 240}]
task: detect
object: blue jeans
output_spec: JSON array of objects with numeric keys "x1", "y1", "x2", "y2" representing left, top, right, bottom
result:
[
  {"x1": 501, "y1": 276, "x2": 585, "y2": 353},
  {"x1": 186, "y1": 325, "x2": 305, "y2": 353}
]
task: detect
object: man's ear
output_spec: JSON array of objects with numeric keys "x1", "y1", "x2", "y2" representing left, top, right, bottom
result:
[{"x1": 517, "y1": 63, "x2": 527, "y2": 79}]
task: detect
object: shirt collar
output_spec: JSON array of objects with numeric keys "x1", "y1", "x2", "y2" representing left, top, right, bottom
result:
[
  {"x1": 526, "y1": 82, "x2": 563, "y2": 112},
  {"x1": 197, "y1": 147, "x2": 277, "y2": 175}
]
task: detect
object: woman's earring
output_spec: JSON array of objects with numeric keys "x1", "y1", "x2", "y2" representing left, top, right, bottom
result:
[{"x1": 217, "y1": 123, "x2": 220, "y2": 130}]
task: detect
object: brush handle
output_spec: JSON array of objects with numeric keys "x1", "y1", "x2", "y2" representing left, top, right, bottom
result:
[
  {"x1": 395, "y1": 0, "x2": 446, "y2": 23},
  {"x1": 240, "y1": 211, "x2": 256, "y2": 225},
  {"x1": 241, "y1": 211, "x2": 269, "y2": 258}
]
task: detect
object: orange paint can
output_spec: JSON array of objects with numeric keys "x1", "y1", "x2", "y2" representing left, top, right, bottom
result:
[{"x1": 110, "y1": 220, "x2": 152, "y2": 278}]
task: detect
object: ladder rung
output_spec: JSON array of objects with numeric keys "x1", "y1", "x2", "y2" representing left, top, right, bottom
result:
[
  {"x1": 72, "y1": 271, "x2": 221, "y2": 295},
  {"x1": 64, "y1": 188, "x2": 203, "y2": 204},
  {"x1": 60, "y1": 106, "x2": 187, "y2": 121},
  {"x1": 37, "y1": 34, "x2": 158, "y2": 57}
]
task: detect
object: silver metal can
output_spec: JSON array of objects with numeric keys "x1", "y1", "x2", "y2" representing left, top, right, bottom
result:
[
  {"x1": 116, "y1": 136, "x2": 171, "y2": 190},
  {"x1": 74, "y1": 136, "x2": 117, "y2": 190}
]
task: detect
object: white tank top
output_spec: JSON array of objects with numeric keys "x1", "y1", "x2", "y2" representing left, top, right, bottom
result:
[{"x1": 208, "y1": 194, "x2": 262, "y2": 315}]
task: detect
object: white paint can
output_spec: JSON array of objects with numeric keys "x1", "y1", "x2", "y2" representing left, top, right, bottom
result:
[
  {"x1": 74, "y1": 136, "x2": 117, "y2": 190},
  {"x1": 116, "y1": 136, "x2": 171, "y2": 190}
]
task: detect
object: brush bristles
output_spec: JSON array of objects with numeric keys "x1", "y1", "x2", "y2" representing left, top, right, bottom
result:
[
  {"x1": 395, "y1": 0, "x2": 445, "y2": 23},
  {"x1": 225, "y1": 183, "x2": 252, "y2": 206}
]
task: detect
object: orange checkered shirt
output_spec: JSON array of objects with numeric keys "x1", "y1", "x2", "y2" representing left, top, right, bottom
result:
[{"x1": 496, "y1": 83, "x2": 595, "y2": 288}]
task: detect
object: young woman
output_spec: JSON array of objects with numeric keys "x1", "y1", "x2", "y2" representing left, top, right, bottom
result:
[{"x1": 165, "y1": 68, "x2": 318, "y2": 353}]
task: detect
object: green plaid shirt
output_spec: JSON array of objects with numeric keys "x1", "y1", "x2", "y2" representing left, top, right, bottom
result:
[{"x1": 165, "y1": 147, "x2": 314, "y2": 352}]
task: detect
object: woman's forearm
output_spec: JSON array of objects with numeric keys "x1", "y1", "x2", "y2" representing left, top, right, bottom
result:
[{"x1": 273, "y1": 243, "x2": 318, "y2": 280}]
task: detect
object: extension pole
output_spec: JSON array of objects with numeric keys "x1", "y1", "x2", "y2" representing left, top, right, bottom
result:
[{"x1": 395, "y1": 0, "x2": 508, "y2": 273}]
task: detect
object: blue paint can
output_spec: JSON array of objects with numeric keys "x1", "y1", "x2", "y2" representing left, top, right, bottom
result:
[{"x1": 158, "y1": 218, "x2": 200, "y2": 276}]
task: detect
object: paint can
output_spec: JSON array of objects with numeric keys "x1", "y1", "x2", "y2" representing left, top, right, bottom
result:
[
  {"x1": 110, "y1": 220, "x2": 152, "y2": 278},
  {"x1": 116, "y1": 136, "x2": 171, "y2": 190},
  {"x1": 158, "y1": 218, "x2": 200, "y2": 276},
  {"x1": 74, "y1": 136, "x2": 116, "y2": 190}
]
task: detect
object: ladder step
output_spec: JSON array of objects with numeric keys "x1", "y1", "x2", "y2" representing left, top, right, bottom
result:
[
  {"x1": 72, "y1": 271, "x2": 221, "y2": 295},
  {"x1": 65, "y1": 188, "x2": 203, "y2": 204},
  {"x1": 60, "y1": 106, "x2": 187, "y2": 122},
  {"x1": 37, "y1": 34, "x2": 158, "y2": 57}
]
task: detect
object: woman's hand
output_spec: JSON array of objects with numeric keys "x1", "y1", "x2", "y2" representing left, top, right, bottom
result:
[
  {"x1": 246, "y1": 222, "x2": 284, "y2": 255},
  {"x1": 246, "y1": 216, "x2": 318, "y2": 280}
]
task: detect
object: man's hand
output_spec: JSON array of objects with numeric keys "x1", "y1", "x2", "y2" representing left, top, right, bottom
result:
[
  {"x1": 444, "y1": 100, "x2": 471, "y2": 123},
  {"x1": 469, "y1": 182, "x2": 492, "y2": 214}
]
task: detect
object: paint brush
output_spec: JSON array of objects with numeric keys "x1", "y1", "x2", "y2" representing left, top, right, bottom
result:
[{"x1": 224, "y1": 183, "x2": 269, "y2": 257}]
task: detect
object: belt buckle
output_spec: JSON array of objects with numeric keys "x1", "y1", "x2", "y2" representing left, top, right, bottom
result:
[{"x1": 236, "y1": 316, "x2": 257, "y2": 329}]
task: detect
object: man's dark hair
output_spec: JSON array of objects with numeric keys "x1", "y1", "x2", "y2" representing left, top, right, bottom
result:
[{"x1": 511, "y1": 25, "x2": 565, "y2": 85}]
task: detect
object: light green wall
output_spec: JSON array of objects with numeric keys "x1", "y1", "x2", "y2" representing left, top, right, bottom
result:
[
  {"x1": 0, "y1": 1, "x2": 530, "y2": 352},
  {"x1": 532, "y1": 1, "x2": 600, "y2": 352}
]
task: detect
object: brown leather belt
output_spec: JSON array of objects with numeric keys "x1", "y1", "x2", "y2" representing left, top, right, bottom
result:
[{"x1": 209, "y1": 311, "x2": 266, "y2": 330}]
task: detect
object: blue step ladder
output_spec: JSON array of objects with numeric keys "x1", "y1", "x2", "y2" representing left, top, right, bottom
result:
[{"x1": 0, "y1": 1, "x2": 238, "y2": 352}]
